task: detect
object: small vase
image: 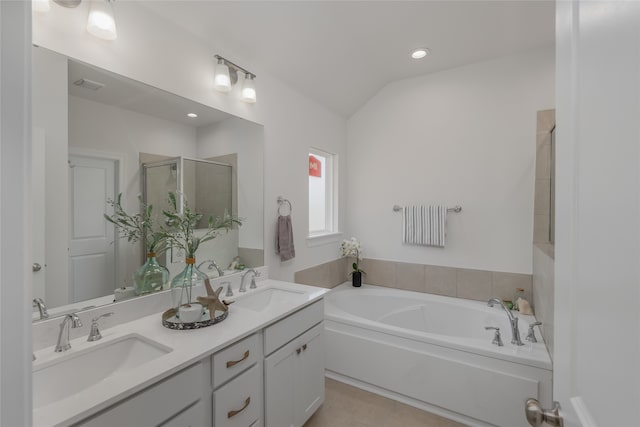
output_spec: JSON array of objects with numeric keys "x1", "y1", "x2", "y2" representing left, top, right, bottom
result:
[
  {"x1": 170, "y1": 257, "x2": 208, "y2": 314},
  {"x1": 133, "y1": 253, "x2": 169, "y2": 296},
  {"x1": 352, "y1": 271, "x2": 362, "y2": 287}
]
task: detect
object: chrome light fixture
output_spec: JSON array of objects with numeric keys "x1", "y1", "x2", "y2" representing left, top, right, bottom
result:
[
  {"x1": 213, "y1": 55, "x2": 257, "y2": 103},
  {"x1": 86, "y1": 0, "x2": 117, "y2": 41}
]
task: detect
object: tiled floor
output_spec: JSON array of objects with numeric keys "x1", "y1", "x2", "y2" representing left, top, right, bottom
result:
[{"x1": 304, "y1": 378, "x2": 468, "y2": 427}]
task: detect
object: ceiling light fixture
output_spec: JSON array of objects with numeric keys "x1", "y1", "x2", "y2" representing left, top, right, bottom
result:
[
  {"x1": 411, "y1": 48, "x2": 430, "y2": 59},
  {"x1": 86, "y1": 0, "x2": 118, "y2": 41},
  {"x1": 187, "y1": 113, "x2": 198, "y2": 118},
  {"x1": 213, "y1": 55, "x2": 257, "y2": 103}
]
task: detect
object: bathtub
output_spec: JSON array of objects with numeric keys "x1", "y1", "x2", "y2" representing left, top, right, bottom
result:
[{"x1": 324, "y1": 283, "x2": 552, "y2": 427}]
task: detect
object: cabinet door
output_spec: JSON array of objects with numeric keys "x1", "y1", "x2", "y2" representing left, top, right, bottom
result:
[
  {"x1": 264, "y1": 344, "x2": 297, "y2": 427},
  {"x1": 295, "y1": 326, "x2": 325, "y2": 427},
  {"x1": 160, "y1": 401, "x2": 204, "y2": 427}
]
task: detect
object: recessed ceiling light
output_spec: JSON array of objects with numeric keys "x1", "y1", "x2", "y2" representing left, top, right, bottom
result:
[
  {"x1": 187, "y1": 113, "x2": 198, "y2": 118},
  {"x1": 411, "y1": 48, "x2": 430, "y2": 59}
]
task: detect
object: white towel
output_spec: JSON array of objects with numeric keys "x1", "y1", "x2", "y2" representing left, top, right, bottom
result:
[{"x1": 402, "y1": 205, "x2": 448, "y2": 247}]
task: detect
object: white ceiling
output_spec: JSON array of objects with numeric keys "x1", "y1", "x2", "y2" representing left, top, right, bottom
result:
[{"x1": 144, "y1": 1, "x2": 555, "y2": 117}]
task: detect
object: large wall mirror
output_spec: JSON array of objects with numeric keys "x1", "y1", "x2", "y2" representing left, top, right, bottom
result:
[{"x1": 32, "y1": 46, "x2": 264, "y2": 320}]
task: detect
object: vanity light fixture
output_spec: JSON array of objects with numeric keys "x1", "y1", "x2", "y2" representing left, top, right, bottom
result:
[
  {"x1": 241, "y1": 73, "x2": 257, "y2": 104},
  {"x1": 213, "y1": 55, "x2": 257, "y2": 103},
  {"x1": 86, "y1": 0, "x2": 118, "y2": 41},
  {"x1": 411, "y1": 48, "x2": 430, "y2": 59}
]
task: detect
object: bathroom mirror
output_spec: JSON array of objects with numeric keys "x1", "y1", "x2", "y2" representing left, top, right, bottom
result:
[{"x1": 32, "y1": 46, "x2": 264, "y2": 320}]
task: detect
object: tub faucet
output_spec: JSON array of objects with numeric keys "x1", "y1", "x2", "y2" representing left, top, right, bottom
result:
[
  {"x1": 487, "y1": 298, "x2": 524, "y2": 346},
  {"x1": 55, "y1": 313, "x2": 82, "y2": 352},
  {"x1": 239, "y1": 269, "x2": 260, "y2": 292},
  {"x1": 197, "y1": 259, "x2": 224, "y2": 277},
  {"x1": 32, "y1": 297, "x2": 49, "y2": 320}
]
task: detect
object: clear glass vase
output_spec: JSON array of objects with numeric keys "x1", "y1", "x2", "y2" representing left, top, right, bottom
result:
[
  {"x1": 133, "y1": 253, "x2": 169, "y2": 296},
  {"x1": 170, "y1": 257, "x2": 208, "y2": 310}
]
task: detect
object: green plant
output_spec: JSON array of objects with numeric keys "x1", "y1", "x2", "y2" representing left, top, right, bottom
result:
[
  {"x1": 340, "y1": 237, "x2": 366, "y2": 276},
  {"x1": 104, "y1": 193, "x2": 167, "y2": 255},
  {"x1": 161, "y1": 192, "x2": 242, "y2": 259}
]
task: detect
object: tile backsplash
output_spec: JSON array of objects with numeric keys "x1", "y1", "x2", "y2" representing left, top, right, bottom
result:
[{"x1": 295, "y1": 258, "x2": 533, "y2": 307}]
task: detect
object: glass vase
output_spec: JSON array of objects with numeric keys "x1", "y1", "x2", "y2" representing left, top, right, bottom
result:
[
  {"x1": 133, "y1": 253, "x2": 169, "y2": 296},
  {"x1": 170, "y1": 257, "x2": 208, "y2": 310}
]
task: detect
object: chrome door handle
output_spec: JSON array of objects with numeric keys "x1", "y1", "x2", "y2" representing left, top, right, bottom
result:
[
  {"x1": 32, "y1": 263, "x2": 42, "y2": 272},
  {"x1": 525, "y1": 398, "x2": 563, "y2": 427}
]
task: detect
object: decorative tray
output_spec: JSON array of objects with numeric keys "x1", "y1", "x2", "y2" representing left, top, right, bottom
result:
[{"x1": 162, "y1": 308, "x2": 228, "y2": 330}]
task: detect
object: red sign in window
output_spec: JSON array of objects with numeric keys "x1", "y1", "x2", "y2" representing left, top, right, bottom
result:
[{"x1": 309, "y1": 155, "x2": 321, "y2": 177}]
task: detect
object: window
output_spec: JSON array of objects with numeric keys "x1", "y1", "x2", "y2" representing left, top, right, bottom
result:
[{"x1": 308, "y1": 148, "x2": 337, "y2": 236}]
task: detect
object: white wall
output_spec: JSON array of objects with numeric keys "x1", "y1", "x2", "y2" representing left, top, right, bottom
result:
[
  {"x1": 33, "y1": 1, "x2": 348, "y2": 282},
  {"x1": 347, "y1": 47, "x2": 554, "y2": 274}
]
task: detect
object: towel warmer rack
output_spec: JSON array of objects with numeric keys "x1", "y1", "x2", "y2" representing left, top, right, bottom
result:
[{"x1": 393, "y1": 205, "x2": 462, "y2": 213}]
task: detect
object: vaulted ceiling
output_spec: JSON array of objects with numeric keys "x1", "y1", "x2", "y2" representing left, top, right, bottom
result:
[{"x1": 145, "y1": 1, "x2": 555, "y2": 117}]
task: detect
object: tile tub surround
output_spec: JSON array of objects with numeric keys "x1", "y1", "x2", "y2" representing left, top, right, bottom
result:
[
  {"x1": 533, "y1": 244, "x2": 554, "y2": 359},
  {"x1": 295, "y1": 258, "x2": 532, "y2": 307}
]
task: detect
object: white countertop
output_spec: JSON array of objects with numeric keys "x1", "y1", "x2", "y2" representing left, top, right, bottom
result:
[{"x1": 32, "y1": 280, "x2": 329, "y2": 427}]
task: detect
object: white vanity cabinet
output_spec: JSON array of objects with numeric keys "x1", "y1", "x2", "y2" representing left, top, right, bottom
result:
[
  {"x1": 264, "y1": 301, "x2": 325, "y2": 427},
  {"x1": 75, "y1": 362, "x2": 206, "y2": 427}
]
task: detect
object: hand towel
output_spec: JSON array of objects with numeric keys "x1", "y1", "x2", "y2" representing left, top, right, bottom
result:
[
  {"x1": 276, "y1": 215, "x2": 295, "y2": 261},
  {"x1": 402, "y1": 205, "x2": 448, "y2": 247}
]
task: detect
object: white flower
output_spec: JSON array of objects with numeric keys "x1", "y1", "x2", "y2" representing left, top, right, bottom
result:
[{"x1": 340, "y1": 237, "x2": 362, "y2": 260}]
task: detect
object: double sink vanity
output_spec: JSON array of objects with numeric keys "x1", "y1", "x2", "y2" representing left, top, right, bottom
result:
[{"x1": 32, "y1": 276, "x2": 329, "y2": 427}]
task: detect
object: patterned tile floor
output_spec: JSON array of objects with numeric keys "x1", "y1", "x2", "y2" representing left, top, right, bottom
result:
[{"x1": 304, "y1": 378, "x2": 468, "y2": 427}]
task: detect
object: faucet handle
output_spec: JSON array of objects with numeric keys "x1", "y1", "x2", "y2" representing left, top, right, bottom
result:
[
  {"x1": 485, "y1": 326, "x2": 504, "y2": 347},
  {"x1": 87, "y1": 312, "x2": 114, "y2": 342},
  {"x1": 526, "y1": 321, "x2": 542, "y2": 343},
  {"x1": 223, "y1": 281, "x2": 233, "y2": 297}
]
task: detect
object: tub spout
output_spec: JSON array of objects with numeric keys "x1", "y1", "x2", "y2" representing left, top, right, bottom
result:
[{"x1": 487, "y1": 298, "x2": 524, "y2": 346}]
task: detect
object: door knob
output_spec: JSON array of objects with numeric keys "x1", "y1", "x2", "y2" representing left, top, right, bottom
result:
[
  {"x1": 32, "y1": 263, "x2": 42, "y2": 272},
  {"x1": 525, "y1": 398, "x2": 563, "y2": 427}
]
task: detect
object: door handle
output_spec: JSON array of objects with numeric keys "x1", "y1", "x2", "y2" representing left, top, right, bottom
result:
[
  {"x1": 32, "y1": 263, "x2": 42, "y2": 272},
  {"x1": 525, "y1": 398, "x2": 563, "y2": 427}
]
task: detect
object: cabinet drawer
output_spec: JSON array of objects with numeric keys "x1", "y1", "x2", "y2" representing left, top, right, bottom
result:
[
  {"x1": 264, "y1": 300, "x2": 323, "y2": 356},
  {"x1": 214, "y1": 364, "x2": 261, "y2": 427},
  {"x1": 213, "y1": 333, "x2": 261, "y2": 388},
  {"x1": 77, "y1": 362, "x2": 203, "y2": 427}
]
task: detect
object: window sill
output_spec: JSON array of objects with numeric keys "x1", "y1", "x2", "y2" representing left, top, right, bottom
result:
[{"x1": 307, "y1": 232, "x2": 343, "y2": 248}]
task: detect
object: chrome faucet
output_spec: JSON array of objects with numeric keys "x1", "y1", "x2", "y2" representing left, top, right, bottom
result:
[
  {"x1": 239, "y1": 269, "x2": 260, "y2": 292},
  {"x1": 87, "y1": 312, "x2": 114, "y2": 342},
  {"x1": 33, "y1": 297, "x2": 49, "y2": 320},
  {"x1": 197, "y1": 259, "x2": 224, "y2": 277},
  {"x1": 55, "y1": 313, "x2": 82, "y2": 352},
  {"x1": 487, "y1": 298, "x2": 524, "y2": 346}
]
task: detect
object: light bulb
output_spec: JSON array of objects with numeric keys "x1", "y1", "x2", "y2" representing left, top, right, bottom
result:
[
  {"x1": 87, "y1": 0, "x2": 117, "y2": 41},
  {"x1": 241, "y1": 73, "x2": 256, "y2": 103},
  {"x1": 411, "y1": 48, "x2": 430, "y2": 59},
  {"x1": 32, "y1": 0, "x2": 51, "y2": 13},
  {"x1": 213, "y1": 59, "x2": 232, "y2": 93}
]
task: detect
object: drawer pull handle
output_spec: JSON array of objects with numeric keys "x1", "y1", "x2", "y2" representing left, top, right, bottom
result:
[
  {"x1": 302, "y1": 344, "x2": 307, "y2": 351},
  {"x1": 226, "y1": 350, "x2": 250, "y2": 368},
  {"x1": 296, "y1": 348, "x2": 301, "y2": 355},
  {"x1": 227, "y1": 397, "x2": 251, "y2": 419}
]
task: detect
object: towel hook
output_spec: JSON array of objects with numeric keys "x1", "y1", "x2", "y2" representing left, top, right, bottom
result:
[{"x1": 277, "y1": 196, "x2": 292, "y2": 215}]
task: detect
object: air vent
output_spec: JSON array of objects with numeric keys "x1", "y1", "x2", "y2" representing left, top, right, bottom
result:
[{"x1": 73, "y1": 78, "x2": 105, "y2": 91}]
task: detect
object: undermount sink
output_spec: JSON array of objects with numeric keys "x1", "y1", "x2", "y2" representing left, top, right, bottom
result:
[
  {"x1": 233, "y1": 288, "x2": 307, "y2": 312},
  {"x1": 33, "y1": 334, "x2": 172, "y2": 409}
]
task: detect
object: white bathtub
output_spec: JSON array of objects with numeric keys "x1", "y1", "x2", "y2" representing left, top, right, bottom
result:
[{"x1": 324, "y1": 283, "x2": 552, "y2": 427}]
